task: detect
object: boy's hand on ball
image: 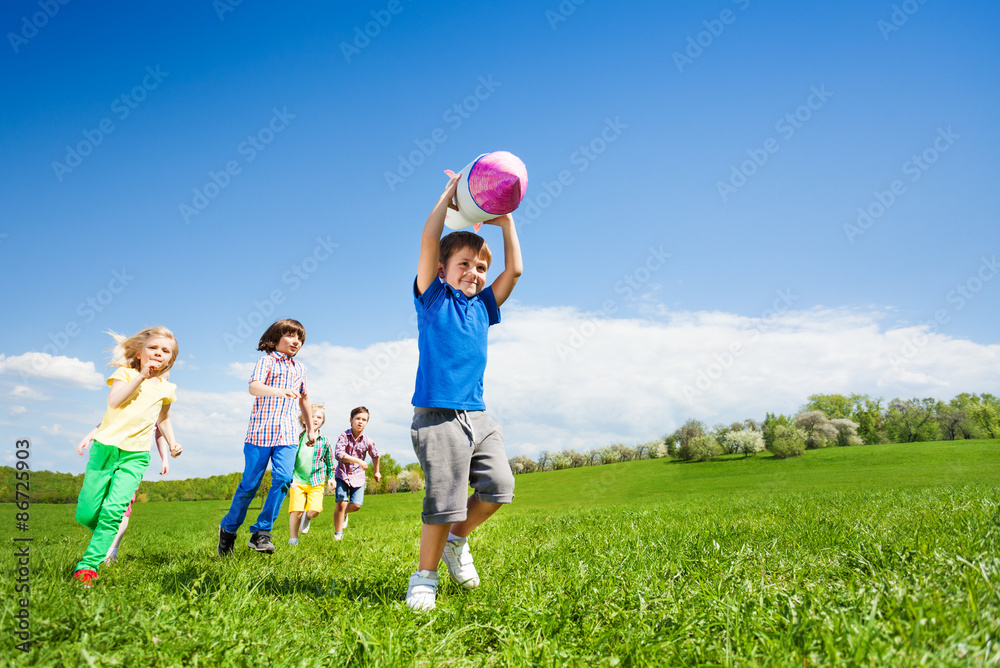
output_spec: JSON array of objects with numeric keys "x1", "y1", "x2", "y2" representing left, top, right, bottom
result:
[
  {"x1": 439, "y1": 171, "x2": 461, "y2": 210},
  {"x1": 482, "y1": 213, "x2": 513, "y2": 228}
]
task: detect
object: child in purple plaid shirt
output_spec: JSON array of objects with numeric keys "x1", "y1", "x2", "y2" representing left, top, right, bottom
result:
[
  {"x1": 217, "y1": 319, "x2": 316, "y2": 556},
  {"x1": 332, "y1": 406, "x2": 381, "y2": 540}
]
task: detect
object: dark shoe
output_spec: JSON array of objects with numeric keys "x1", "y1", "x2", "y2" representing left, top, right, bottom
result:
[
  {"x1": 217, "y1": 526, "x2": 237, "y2": 557},
  {"x1": 248, "y1": 531, "x2": 275, "y2": 554}
]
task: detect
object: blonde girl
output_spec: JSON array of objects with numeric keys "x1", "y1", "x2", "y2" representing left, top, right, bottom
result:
[{"x1": 72, "y1": 326, "x2": 181, "y2": 586}]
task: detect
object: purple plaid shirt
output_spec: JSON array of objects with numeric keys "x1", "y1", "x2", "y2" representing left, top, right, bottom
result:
[
  {"x1": 334, "y1": 429, "x2": 379, "y2": 488},
  {"x1": 244, "y1": 351, "x2": 308, "y2": 447}
]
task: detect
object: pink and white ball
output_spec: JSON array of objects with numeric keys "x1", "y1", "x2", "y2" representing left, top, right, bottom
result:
[{"x1": 445, "y1": 151, "x2": 528, "y2": 231}]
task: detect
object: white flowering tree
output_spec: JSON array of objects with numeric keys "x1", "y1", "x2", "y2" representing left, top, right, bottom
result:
[
  {"x1": 723, "y1": 428, "x2": 766, "y2": 457},
  {"x1": 829, "y1": 418, "x2": 862, "y2": 447},
  {"x1": 795, "y1": 411, "x2": 838, "y2": 449}
]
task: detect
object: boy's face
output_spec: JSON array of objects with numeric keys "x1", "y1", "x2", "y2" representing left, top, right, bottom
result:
[
  {"x1": 439, "y1": 247, "x2": 489, "y2": 298},
  {"x1": 351, "y1": 412, "x2": 369, "y2": 435},
  {"x1": 275, "y1": 333, "x2": 302, "y2": 356},
  {"x1": 310, "y1": 411, "x2": 325, "y2": 432}
]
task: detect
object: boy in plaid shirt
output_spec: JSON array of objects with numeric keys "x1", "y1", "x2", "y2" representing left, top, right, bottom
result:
[
  {"x1": 332, "y1": 406, "x2": 380, "y2": 541},
  {"x1": 288, "y1": 404, "x2": 335, "y2": 545},
  {"x1": 217, "y1": 319, "x2": 316, "y2": 556}
]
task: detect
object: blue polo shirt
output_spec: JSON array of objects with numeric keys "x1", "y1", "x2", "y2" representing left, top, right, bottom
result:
[{"x1": 412, "y1": 277, "x2": 500, "y2": 410}]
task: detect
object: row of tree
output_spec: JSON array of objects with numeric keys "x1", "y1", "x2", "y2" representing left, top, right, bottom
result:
[
  {"x1": 508, "y1": 441, "x2": 669, "y2": 474},
  {"x1": 507, "y1": 392, "x2": 1000, "y2": 472},
  {"x1": 5, "y1": 392, "x2": 996, "y2": 501},
  {"x1": 656, "y1": 392, "x2": 999, "y2": 462},
  {"x1": 795, "y1": 392, "x2": 998, "y2": 443}
]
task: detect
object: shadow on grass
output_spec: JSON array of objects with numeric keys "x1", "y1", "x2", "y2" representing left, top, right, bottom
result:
[
  {"x1": 158, "y1": 566, "x2": 402, "y2": 605},
  {"x1": 666, "y1": 454, "x2": 773, "y2": 465}
]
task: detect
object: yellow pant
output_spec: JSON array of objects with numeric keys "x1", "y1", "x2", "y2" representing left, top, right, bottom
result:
[{"x1": 288, "y1": 482, "x2": 324, "y2": 513}]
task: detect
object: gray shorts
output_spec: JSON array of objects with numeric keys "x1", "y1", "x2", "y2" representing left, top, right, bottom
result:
[{"x1": 411, "y1": 408, "x2": 515, "y2": 525}]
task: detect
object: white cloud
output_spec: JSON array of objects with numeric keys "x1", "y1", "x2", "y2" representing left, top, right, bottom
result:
[
  {"x1": 9, "y1": 406, "x2": 27, "y2": 417},
  {"x1": 41, "y1": 424, "x2": 62, "y2": 435},
  {"x1": 227, "y1": 362, "x2": 255, "y2": 379},
  {"x1": 0, "y1": 353, "x2": 104, "y2": 389},
  {"x1": 146, "y1": 303, "x2": 1000, "y2": 477},
  {"x1": 10, "y1": 385, "x2": 50, "y2": 401}
]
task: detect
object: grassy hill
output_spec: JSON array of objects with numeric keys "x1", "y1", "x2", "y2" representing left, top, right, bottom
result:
[{"x1": 3, "y1": 440, "x2": 998, "y2": 666}]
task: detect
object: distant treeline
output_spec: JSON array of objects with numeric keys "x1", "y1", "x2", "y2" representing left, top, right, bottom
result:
[
  {"x1": 6, "y1": 392, "x2": 997, "y2": 500},
  {"x1": 511, "y1": 392, "x2": 1000, "y2": 473}
]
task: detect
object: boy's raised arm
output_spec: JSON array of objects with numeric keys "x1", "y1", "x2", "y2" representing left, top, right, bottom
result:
[
  {"x1": 483, "y1": 214, "x2": 523, "y2": 307},
  {"x1": 416, "y1": 172, "x2": 462, "y2": 296}
]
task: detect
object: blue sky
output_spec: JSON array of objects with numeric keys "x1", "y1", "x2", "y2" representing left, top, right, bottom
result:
[{"x1": 2, "y1": 0, "x2": 998, "y2": 478}]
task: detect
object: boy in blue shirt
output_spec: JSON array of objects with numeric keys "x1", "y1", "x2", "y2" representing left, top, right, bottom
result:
[{"x1": 405, "y1": 171, "x2": 523, "y2": 611}]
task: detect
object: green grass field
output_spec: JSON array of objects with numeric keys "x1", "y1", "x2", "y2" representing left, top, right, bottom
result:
[{"x1": 3, "y1": 440, "x2": 999, "y2": 666}]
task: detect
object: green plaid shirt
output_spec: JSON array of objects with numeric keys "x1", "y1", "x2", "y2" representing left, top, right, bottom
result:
[{"x1": 294, "y1": 433, "x2": 335, "y2": 486}]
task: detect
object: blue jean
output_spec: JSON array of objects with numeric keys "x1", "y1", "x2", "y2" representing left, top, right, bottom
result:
[
  {"x1": 221, "y1": 442, "x2": 295, "y2": 534},
  {"x1": 335, "y1": 478, "x2": 365, "y2": 506}
]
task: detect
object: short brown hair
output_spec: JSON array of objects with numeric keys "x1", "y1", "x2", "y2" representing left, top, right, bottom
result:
[
  {"x1": 350, "y1": 406, "x2": 370, "y2": 420},
  {"x1": 257, "y1": 319, "x2": 306, "y2": 352},
  {"x1": 439, "y1": 231, "x2": 491, "y2": 268}
]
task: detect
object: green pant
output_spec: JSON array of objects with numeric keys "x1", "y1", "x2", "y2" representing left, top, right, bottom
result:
[{"x1": 75, "y1": 441, "x2": 150, "y2": 571}]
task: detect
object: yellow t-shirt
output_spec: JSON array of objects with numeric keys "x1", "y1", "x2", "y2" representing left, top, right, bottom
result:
[{"x1": 92, "y1": 367, "x2": 177, "y2": 453}]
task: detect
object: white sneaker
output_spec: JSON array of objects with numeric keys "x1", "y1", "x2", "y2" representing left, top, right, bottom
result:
[
  {"x1": 299, "y1": 513, "x2": 312, "y2": 534},
  {"x1": 406, "y1": 570, "x2": 438, "y2": 611},
  {"x1": 442, "y1": 538, "x2": 479, "y2": 589},
  {"x1": 334, "y1": 531, "x2": 343, "y2": 541}
]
